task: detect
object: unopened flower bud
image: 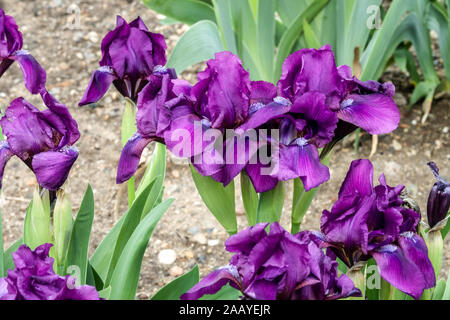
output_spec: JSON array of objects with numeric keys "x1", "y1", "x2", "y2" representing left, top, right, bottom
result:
[{"x1": 426, "y1": 162, "x2": 450, "y2": 229}]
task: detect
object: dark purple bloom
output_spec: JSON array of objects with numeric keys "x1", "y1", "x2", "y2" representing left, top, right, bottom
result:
[
  {"x1": 116, "y1": 74, "x2": 185, "y2": 183},
  {"x1": 0, "y1": 90, "x2": 80, "y2": 190},
  {"x1": 181, "y1": 223, "x2": 361, "y2": 300},
  {"x1": 0, "y1": 9, "x2": 46, "y2": 94},
  {"x1": 426, "y1": 162, "x2": 450, "y2": 229},
  {"x1": 164, "y1": 52, "x2": 282, "y2": 188},
  {"x1": 278, "y1": 44, "x2": 399, "y2": 136},
  {"x1": 0, "y1": 244, "x2": 100, "y2": 300},
  {"x1": 79, "y1": 16, "x2": 173, "y2": 105},
  {"x1": 321, "y1": 159, "x2": 435, "y2": 299}
]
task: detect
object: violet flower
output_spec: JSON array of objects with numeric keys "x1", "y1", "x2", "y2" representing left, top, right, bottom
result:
[
  {"x1": 426, "y1": 162, "x2": 450, "y2": 229},
  {"x1": 0, "y1": 9, "x2": 46, "y2": 94},
  {"x1": 0, "y1": 244, "x2": 100, "y2": 300},
  {"x1": 181, "y1": 222, "x2": 361, "y2": 300},
  {"x1": 278, "y1": 44, "x2": 399, "y2": 137},
  {"x1": 163, "y1": 52, "x2": 287, "y2": 188},
  {"x1": 79, "y1": 16, "x2": 175, "y2": 106},
  {"x1": 320, "y1": 159, "x2": 435, "y2": 299},
  {"x1": 116, "y1": 73, "x2": 188, "y2": 183},
  {"x1": 0, "y1": 90, "x2": 80, "y2": 190}
]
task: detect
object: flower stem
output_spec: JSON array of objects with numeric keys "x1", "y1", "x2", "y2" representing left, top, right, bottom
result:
[{"x1": 121, "y1": 98, "x2": 137, "y2": 208}]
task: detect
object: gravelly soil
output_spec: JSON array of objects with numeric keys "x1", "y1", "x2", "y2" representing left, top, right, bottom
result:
[{"x1": 0, "y1": 0, "x2": 448, "y2": 299}]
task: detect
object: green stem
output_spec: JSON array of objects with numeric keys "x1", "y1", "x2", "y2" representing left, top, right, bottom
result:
[
  {"x1": 121, "y1": 98, "x2": 137, "y2": 208},
  {"x1": 346, "y1": 264, "x2": 366, "y2": 300},
  {"x1": 291, "y1": 151, "x2": 332, "y2": 234},
  {"x1": 380, "y1": 278, "x2": 393, "y2": 300}
]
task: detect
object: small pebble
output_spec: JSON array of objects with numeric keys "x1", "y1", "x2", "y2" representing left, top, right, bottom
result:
[
  {"x1": 184, "y1": 250, "x2": 194, "y2": 259},
  {"x1": 169, "y1": 266, "x2": 184, "y2": 277},
  {"x1": 208, "y1": 239, "x2": 219, "y2": 247},
  {"x1": 443, "y1": 127, "x2": 449, "y2": 134},
  {"x1": 193, "y1": 233, "x2": 207, "y2": 245},
  {"x1": 158, "y1": 249, "x2": 176, "y2": 265},
  {"x1": 392, "y1": 140, "x2": 402, "y2": 151}
]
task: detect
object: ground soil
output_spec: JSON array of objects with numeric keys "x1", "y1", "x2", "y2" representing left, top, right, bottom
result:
[{"x1": 0, "y1": 0, "x2": 448, "y2": 299}]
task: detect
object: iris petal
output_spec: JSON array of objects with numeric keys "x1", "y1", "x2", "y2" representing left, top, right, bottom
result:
[
  {"x1": 78, "y1": 66, "x2": 116, "y2": 106},
  {"x1": 10, "y1": 50, "x2": 46, "y2": 94},
  {"x1": 116, "y1": 133, "x2": 153, "y2": 184}
]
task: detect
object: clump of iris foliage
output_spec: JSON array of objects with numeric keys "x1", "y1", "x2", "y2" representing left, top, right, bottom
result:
[{"x1": 0, "y1": 1, "x2": 448, "y2": 301}]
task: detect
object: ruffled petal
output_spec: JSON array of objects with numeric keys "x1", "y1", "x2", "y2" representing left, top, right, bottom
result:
[
  {"x1": 180, "y1": 266, "x2": 240, "y2": 300},
  {"x1": 0, "y1": 98, "x2": 55, "y2": 160},
  {"x1": 338, "y1": 93, "x2": 400, "y2": 135},
  {"x1": 41, "y1": 89, "x2": 80, "y2": 147},
  {"x1": 116, "y1": 133, "x2": 153, "y2": 184},
  {"x1": 225, "y1": 223, "x2": 269, "y2": 254},
  {"x1": 273, "y1": 143, "x2": 330, "y2": 191},
  {"x1": 238, "y1": 101, "x2": 291, "y2": 132},
  {"x1": 79, "y1": 66, "x2": 116, "y2": 106},
  {"x1": 245, "y1": 162, "x2": 279, "y2": 193},
  {"x1": 10, "y1": 50, "x2": 46, "y2": 94},
  {"x1": 31, "y1": 147, "x2": 79, "y2": 190},
  {"x1": 250, "y1": 81, "x2": 277, "y2": 105}
]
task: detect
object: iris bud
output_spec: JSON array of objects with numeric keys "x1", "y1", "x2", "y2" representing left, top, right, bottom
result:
[
  {"x1": 426, "y1": 230, "x2": 443, "y2": 279},
  {"x1": 53, "y1": 190, "x2": 73, "y2": 270},
  {"x1": 426, "y1": 162, "x2": 450, "y2": 229},
  {"x1": 24, "y1": 188, "x2": 51, "y2": 250}
]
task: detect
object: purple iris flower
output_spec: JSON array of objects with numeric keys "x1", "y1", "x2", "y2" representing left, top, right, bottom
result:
[
  {"x1": 116, "y1": 73, "x2": 189, "y2": 183},
  {"x1": 278, "y1": 44, "x2": 400, "y2": 136},
  {"x1": 0, "y1": 90, "x2": 80, "y2": 190},
  {"x1": 163, "y1": 52, "x2": 288, "y2": 188},
  {"x1": 181, "y1": 222, "x2": 361, "y2": 300},
  {"x1": 0, "y1": 244, "x2": 100, "y2": 300},
  {"x1": 426, "y1": 162, "x2": 450, "y2": 229},
  {"x1": 79, "y1": 16, "x2": 174, "y2": 105},
  {"x1": 0, "y1": 9, "x2": 46, "y2": 94},
  {"x1": 321, "y1": 159, "x2": 435, "y2": 299}
]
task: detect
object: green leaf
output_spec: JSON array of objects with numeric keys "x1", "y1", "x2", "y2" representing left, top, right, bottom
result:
[
  {"x1": 99, "y1": 286, "x2": 112, "y2": 300},
  {"x1": 136, "y1": 142, "x2": 166, "y2": 220},
  {"x1": 199, "y1": 284, "x2": 241, "y2": 300},
  {"x1": 441, "y1": 213, "x2": 450, "y2": 239},
  {"x1": 89, "y1": 215, "x2": 125, "y2": 284},
  {"x1": 211, "y1": 0, "x2": 238, "y2": 54},
  {"x1": 432, "y1": 279, "x2": 446, "y2": 300},
  {"x1": 151, "y1": 265, "x2": 200, "y2": 300},
  {"x1": 108, "y1": 199, "x2": 174, "y2": 300},
  {"x1": 364, "y1": 258, "x2": 379, "y2": 300},
  {"x1": 143, "y1": 0, "x2": 216, "y2": 25},
  {"x1": 443, "y1": 272, "x2": 450, "y2": 300},
  {"x1": 240, "y1": 173, "x2": 258, "y2": 226},
  {"x1": 166, "y1": 20, "x2": 224, "y2": 74},
  {"x1": 190, "y1": 165, "x2": 237, "y2": 234},
  {"x1": 256, "y1": 181, "x2": 285, "y2": 224},
  {"x1": 105, "y1": 180, "x2": 158, "y2": 286},
  {"x1": 302, "y1": 20, "x2": 320, "y2": 49},
  {"x1": 65, "y1": 185, "x2": 95, "y2": 285},
  {"x1": 0, "y1": 208, "x2": 3, "y2": 277},
  {"x1": 3, "y1": 238, "x2": 23, "y2": 273},
  {"x1": 274, "y1": 0, "x2": 330, "y2": 79},
  {"x1": 256, "y1": 0, "x2": 276, "y2": 82},
  {"x1": 276, "y1": 0, "x2": 313, "y2": 26}
]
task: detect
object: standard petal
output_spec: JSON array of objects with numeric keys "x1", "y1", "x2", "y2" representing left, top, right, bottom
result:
[
  {"x1": 180, "y1": 266, "x2": 240, "y2": 300},
  {"x1": 338, "y1": 159, "x2": 374, "y2": 198},
  {"x1": 337, "y1": 93, "x2": 400, "y2": 135},
  {"x1": 79, "y1": 66, "x2": 116, "y2": 106},
  {"x1": 31, "y1": 147, "x2": 79, "y2": 191},
  {"x1": 10, "y1": 50, "x2": 46, "y2": 94},
  {"x1": 116, "y1": 133, "x2": 153, "y2": 184},
  {"x1": 0, "y1": 98, "x2": 55, "y2": 160},
  {"x1": 225, "y1": 223, "x2": 269, "y2": 254},
  {"x1": 41, "y1": 89, "x2": 80, "y2": 147},
  {"x1": 273, "y1": 143, "x2": 330, "y2": 191},
  {"x1": 0, "y1": 141, "x2": 14, "y2": 189},
  {"x1": 250, "y1": 81, "x2": 277, "y2": 105},
  {"x1": 238, "y1": 101, "x2": 291, "y2": 132}
]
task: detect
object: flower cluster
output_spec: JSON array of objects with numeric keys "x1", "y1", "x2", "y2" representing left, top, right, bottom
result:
[
  {"x1": 0, "y1": 244, "x2": 100, "y2": 300},
  {"x1": 0, "y1": 10, "x2": 80, "y2": 191},
  {"x1": 104, "y1": 40, "x2": 399, "y2": 193},
  {"x1": 181, "y1": 222, "x2": 361, "y2": 300},
  {"x1": 321, "y1": 159, "x2": 436, "y2": 299}
]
